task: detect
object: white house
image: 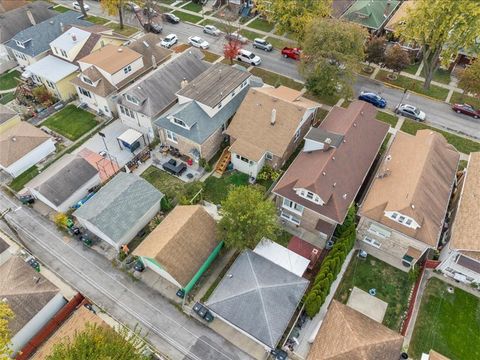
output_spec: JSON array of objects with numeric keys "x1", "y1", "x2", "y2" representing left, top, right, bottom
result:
[
  {"x1": 438, "y1": 152, "x2": 480, "y2": 284},
  {"x1": 0, "y1": 121, "x2": 55, "y2": 178}
]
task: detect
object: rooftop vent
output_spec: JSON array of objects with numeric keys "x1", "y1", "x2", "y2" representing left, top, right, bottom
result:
[
  {"x1": 322, "y1": 171, "x2": 326, "y2": 176},
  {"x1": 180, "y1": 78, "x2": 189, "y2": 88},
  {"x1": 271, "y1": 108, "x2": 277, "y2": 125},
  {"x1": 71, "y1": 33, "x2": 77, "y2": 42},
  {"x1": 342, "y1": 193, "x2": 348, "y2": 200},
  {"x1": 143, "y1": 41, "x2": 149, "y2": 48},
  {"x1": 11, "y1": 137, "x2": 16, "y2": 142},
  {"x1": 118, "y1": 48, "x2": 123, "y2": 52}
]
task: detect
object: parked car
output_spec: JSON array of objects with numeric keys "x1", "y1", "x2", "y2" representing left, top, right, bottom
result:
[
  {"x1": 236, "y1": 49, "x2": 261, "y2": 66},
  {"x1": 160, "y1": 33, "x2": 178, "y2": 48},
  {"x1": 163, "y1": 13, "x2": 180, "y2": 24},
  {"x1": 281, "y1": 47, "x2": 301, "y2": 60},
  {"x1": 188, "y1": 36, "x2": 209, "y2": 49},
  {"x1": 253, "y1": 38, "x2": 272, "y2": 51},
  {"x1": 19, "y1": 194, "x2": 35, "y2": 205},
  {"x1": 225, "y1": 32, "x2": 247, "y2": 44},
  {"x1": 395, "y1": 103, "x2": 426, "y2": 121},
  {"x1": 134, "y1": 259, "x2": 145, "y2": 272},
  {"x1": 73, "y1": 1, "x2": 89, "y2": 11},
  {"x1": 145, "y1": 23, "x2": 162, "y2": 34},
  {"x1": 143, "y1": 7, "x2": 158, "y2": 17},
  {"x1": 203, "y1": 25, "x2": 221, "y2": 36},
  {"x1": 358, "y1": 91, "x2": 387, "y2": 108},
  {"x1": 126, "y1": 1, "x2": 141, "y2": 12},
  {"x1": 451, "y1": 103, "x2": 480, "y2": 119}
]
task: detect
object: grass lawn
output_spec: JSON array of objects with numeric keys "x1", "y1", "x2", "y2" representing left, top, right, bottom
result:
[
  {"x1": 140, "y1": 165, "x2": 190, "y2": 205},
  {"x1": 247, "y1": 18, "x2": 274, "y2": 32},
  {"x1": 0, "y1": 70, "x2": 20, "y2": 90},
  {"x1": 203, "y1": 171, "x2": 249, "y2": 204},
  {"x1": 379, "y1": 133, "x2": 392, "y2": 155},
  {"x1": 249, "y1": 67, "x2": 304, "y2": 91},
  {"x1": 334, "y1": 252, "x2": 411, "y2": 331},
  {"x1": 172, "y1": 10, "x2": 203, "y2": 24},
  {"x1": 106, "y1": 23, "x2": 138, "y2": 37},
  {"x1": 53, "y1": 5, "x2": 71, "y2": 13},
  {"x1": 409, "y1": 278, "x2": 480, "y2": 360},
  {"x1": 85, "y1": 15, "x2": 110, "y2": 25},
  {"x1": 0, "y1": 92, "x2": 15, "y2": 105},
  {"x1": 42, "y1": 105, "x2": 97, "y2": 141},
  {"x1": 201, "y1": 50, "x2": 221, "y2": 63},
  {"x1": 377, "y1": 70, "x2": 449, "y2": 101},
  {"x1": 303, "y1": 91, "x2": 340, "y2": 107},
  {"x1": 450, "y1": 92, "x2": 480, "y2": 109},
  {"x1": 265, "y1": 36, "x2": 296, "y2": 50},
  {"x1": 181, "y1": 1, "x2": 203, "y2": 12},
  {"x1": 160, "y1": 0, "x2": 176, "y2": 4},
  {"x1": 9, "y1": 166, "x2": 39, "y2": 192},
  {"x1": 376, "y1": 111, "x2": 399, "y2": 128},
  {"x1": 198, "y1": 18, "x2": 230, "y2": 32},
  {"x1": 403, "y1": 62, "x2": 421, "y2": 75},
  {"x1": 421, "y1": 67, "x2": 452, "y2": 85},
  {"x1": 458, "y1": 159, "x2": 468, "y2": 171},
  {"x1": 315, "y1": 108, "x2": 330, "y2": 124},
  {"x1": 239, "y1": 29, "x2": 263, "y2": 42},
  {"x1": 400, "y1": 119, "x2": 480, "y2": 154}
]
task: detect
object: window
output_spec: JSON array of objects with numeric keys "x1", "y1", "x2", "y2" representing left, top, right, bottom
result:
[
  {"x1": 61, "y1": 49, "x2": 67, "y2": 57},
  {"x1": 125, "y1": 94, "x2": 139, "y2": 105},
  {"x1": 123, "y1": 65, "x2": 132, "y2": 74},
  {"x1": 363, "y1": 236, "x2": 381, "y2": 248},
  {"x1": 391, "y1": 213, "x2": 398, "y2": 219},
  {"x1": 281, "y1": 211, "x2": 300, "y2": 225},
  {"x1": 119, "y1": 105, "x2": 135, "y2": 118},
  {"x1": 398, "y1": 216, "x2": 405, "y2": 223},
  {"x1": 406, "y1": 219, "x2": 412, "y2": 226},
  {"x1": 82, "y1": 76, "x2": 93, "y2": 85},
  {"x1": 294, "y1": 129, "x2": 301, "y2": 142},
  {"x1": 231, "y1": 90, "x2": 236, "y2": 97},
  {"x1": 78, "y1": 87, "x2": 91, "y2": 98},
  {"x1": 265, "y1": 152, "x2": 273, "y2": 161},
  {"x1": 282, "y1": 198, "x2": 304, "y2": 215},
  {"x1": 297, "y1": 188, "x2": 321, "y2": 204},
  {"x1": 104, "y1": 106, "x2": 109, "y2": 113},
  {"x1": 218, "y1": 103, "x2": 222, "y2": 109},
  {"x1": 368, "y1": 224, "x2": 391, "y2": 238},
  {"x1": 53, "y1": 47, "x2": 58, "y2": 54},
  {"x1": 46, "y1": 80, "x2": 55, "y2": 89},
  {"x1": 236, "y1": 154, "x2": 250, "y2": 163},
  {"x1": 165, "y1": 129, "x2": 178, "y2": 143},
  {"x1": 173, "y1": 117, "x2": 188, "y2": 129},
  {"x1": 15, "y1": 40, "x2": 25, "y2": 48}
]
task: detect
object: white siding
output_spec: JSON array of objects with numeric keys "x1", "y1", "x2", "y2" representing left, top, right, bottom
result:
[
  {"x1": 75, "y1": 85, "x2": 115, "y2": 116},
  {"x1": 111, "y1": 57, "x2": 144, "y2": 85},
  {"x1": 143, "y1": 257, "x2": 182, "y2": 288},
  {"x1": 1, "y1": 139, "x2": 55, "y2": 178},
  {"x1": 231, "y1": 151, "x2": 265, "y2": 178},
  {"x1": 438, "y1": 247, "x2": 480, "y2": 284}
]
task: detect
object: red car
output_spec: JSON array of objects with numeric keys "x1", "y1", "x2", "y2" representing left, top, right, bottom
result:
[
  {"x1": 451, "y1": 103, "x2": 480, "y2": 119},
  {"x1": 281, "y1": 47, "x2": 301, "y2": 60}
]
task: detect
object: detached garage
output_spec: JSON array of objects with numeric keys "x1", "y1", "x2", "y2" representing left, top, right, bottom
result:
[{"x1": 73, "y1": 172, "x2": 163, "y2": 250}]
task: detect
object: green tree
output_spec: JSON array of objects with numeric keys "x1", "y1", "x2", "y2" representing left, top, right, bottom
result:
[
  {"x1": 398, "y1": 0, "x2": 480, "y2": 89},
  {"x1": 101, "y1": 0, "x2": 125, "y2": 30},
  {"x1": 255, "y1": 0, "x2": 332, "y2": 40},
  {"x1": 47, "y1": 324, "x2": 148, "y2": 360},
  {"x1": 218, "y1": 186, "x2": 278, "y2": 250},
  {"x1": 300, "y1": 18, "x2": 367, "y2": 99},
  {"x1": 0, "y1": 302, "x2": 14, "y2": 359},
  {"x1": 458, "y1": 60, "x2": 480, "y2": 97}
]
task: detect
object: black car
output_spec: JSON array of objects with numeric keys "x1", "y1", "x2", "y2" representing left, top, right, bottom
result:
[
  {"x1": 134, "y1": 259, "x2": 145, "y2": 272},
  {"x1": 163, "y1": 13, "x2": 180, "y2": 24},
  {"x1": 19, "y1": 194, "x2": 35, "y2": 204},
  {"x1": 145, "y1": 23, "x2": 162, "y2": 34}
]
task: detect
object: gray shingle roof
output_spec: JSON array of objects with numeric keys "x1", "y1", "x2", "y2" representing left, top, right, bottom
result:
[
  {"x1": 0, "y1": 1, "x2": 56, "y2": 43},
  {"x1": 117, "y1": 48, "x2": 209, "y2": 118},
  {"x1": 73, "y1": 173, "x2": 164, "y2": 245},
  {"x1": 5, "y1": 10, "x2": 92, "y2": 57},
  {"x1": 36, "y1": 157, "x2": 98, "y2": 207},
  {"x1": 206, "y1": 250, "x2": 308, "y2": 349},
  {"x1": 154, "y1": 87, "x2": 249, "y2": 145}
]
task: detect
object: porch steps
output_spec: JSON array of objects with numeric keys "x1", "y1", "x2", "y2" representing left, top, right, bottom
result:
[{"x1": 215, "y1": 147, "x2": 231, "y2": 176}]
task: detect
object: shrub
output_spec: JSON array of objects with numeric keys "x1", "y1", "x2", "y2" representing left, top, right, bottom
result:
[
  {"x1": 257, "y1": 165, "x2": 281, "y2": 182},
  {"x1": 161, "y1": 196, "x2": 174, "y2": 212}
]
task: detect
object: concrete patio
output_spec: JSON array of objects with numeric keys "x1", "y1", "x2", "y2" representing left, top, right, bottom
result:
[{"x1": 151, "y1": 149, "x2": 204, "y2": 183}]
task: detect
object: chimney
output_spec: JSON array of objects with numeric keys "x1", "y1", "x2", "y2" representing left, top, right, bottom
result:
[
  {"x1": 26, "y1": 10, "x2": 36, "y2": 26},
  {"x1": 118, "y1": 48, "x2": 123, "y2": 52},
  {"x1": 308, "y1": 249, "x2": 320, "y2": 270},
  {"x1": 270, "y1": 109, "x2": 277, "y2": 125},
  {"x1": 11, "y1": 137, "x2": 16, "y2": 142},
  {"x1": 180, "y1": 78, "x2": 189, "y2": 88},
  {"x1": 71, "y1": 33, "x2": 77, "y2": 42},
  {"x1": 60, "y1": 22, "x2": 64, "y2": 32},
  {"x1": 151, "y1": 55, "x2": 157, "y2": 68},
  {"x1": 323, "y1": 137, "x2": 332, "y2": 151}
]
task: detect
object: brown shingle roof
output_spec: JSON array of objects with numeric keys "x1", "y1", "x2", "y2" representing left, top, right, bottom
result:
[
  {"x1": 176, "y1": 63, "x2": 251, "y2": 107},
  {"x1": 71, "y1": 66, "x2": 116, "y2": 97},
  {"x1": 0, "y1": 256, "x2": 59, "y2": 336},
  {"x1": 127, "y1": 33, "x2": 171, "y2": 69},
  {"x1": 0, "y1": 104, "x2": 18, "y2": 125},
  {"x1": 78, "y1": 44, "x2": 142, "y2": 74},
  {"x1": 226, "y1": 86, "x2": 320, "y2": 161},
  {"x1": 0, "y1": 121, "x2": 51, "y2": 167},
  {"x1": 385, "y1": 0, "x2": 417, "y2": 32},
  {"x1": 450, "y1": 152, "x2": 480, "y2": 253},
  {"x1": 359, "y1": 130, "x2": 459, "y2": 246},
  {"x1": 274, "y1": 101, "x2": 389, "y2": 224},
  {"x1": 133, "y1": 205, "x2": 219, "y2": 287},
  {"x1": 307, "y1": 300, "x2": 403, "y2": 360}
]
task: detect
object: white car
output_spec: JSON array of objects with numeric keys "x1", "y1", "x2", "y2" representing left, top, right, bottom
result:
[
  {"x1": 126, "y1": 1, "x2": 141, "y2": 12},
  {"x1": 188, "y1": 36, "x2": 209, "y2": 49},
  {"x1": 160, "y1": 34, "x2": 178, "y2": 48},
  {"x1": 236, "y1": 49, "x2": 261, "y2": 66},
  {"x1": 203, "y1": 25, "x2": 221, "y2": 36},
  {"x1": 225, "y1": 31, "x2": 247, "y2": 44},
  {"x1": 73, "y1": 2, "x2": 90, "y2": 11}
]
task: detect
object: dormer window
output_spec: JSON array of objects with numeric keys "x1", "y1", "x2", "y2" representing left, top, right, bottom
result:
[
  {"x1": 15, "y1": 39, "x2": 29, "y2": 48},
  {"x1": 124, "y1": 65, "x2": 132, "y2": 74},
  {"x1": 385, "y1": 211, "x2": 420, "y2": 229},
  {"x1": 296, "y1": 188, "x2": 323, "y2": 205},
  {"x1": 82, "y1": 76, "x2": 93, "y2": 85},
  {"x1": 173, "y1": 118, "x2": 188, "y2": 129},
  {"x1": 125, "y1": 94, "x2": 139, "y2": 105}
]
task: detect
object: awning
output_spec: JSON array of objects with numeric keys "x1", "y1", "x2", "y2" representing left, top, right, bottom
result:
[
  {"x1": 117, "y1": 128, "x2": 143, "y2": 146},
  {"x1": 406, "y1": 246, "x2": 422, "y2": 260}
]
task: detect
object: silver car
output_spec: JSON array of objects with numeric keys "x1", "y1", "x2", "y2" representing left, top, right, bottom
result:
[
  {"x1": 203, "y1": 25, "x2": 221, "y2": 36},
  {"x1": 253, "y1": 38, "x2": 272, "y2": 51},
  {"x1": 395, "y1": 103, "x2": 426, "y2": 121}
]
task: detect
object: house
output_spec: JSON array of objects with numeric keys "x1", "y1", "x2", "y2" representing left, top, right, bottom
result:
[
  {"x1": 73, "y1": 172, "x2": 163, "y2": 250},
  {"x1": 24, "y1": 55, "x2": 79, "y2": 101},
  {"x1": 0, "y1": 256, "x2": 67, "y2": 356},
  {"x1": 273, "y1": 101, "x2": 389, "y2": 245},
  {"x1": 117, "y1": 49, "x2": 209, "y2": 139},
  {"x1": 4, "y1": 11, "x2": 92, "y2": 68},
  {"x1": 155, "y1": 63, "x2": 252, "y2": 162},
  {"x1": 0, "y1": 1, "x2": 55, "y2": 73},
  {"x1": 30, "y1": 304, "x2": 106, "y2": 359},
  {"x1": 331, "y1": 0, "x2": 355, "y2": 18},
  {"x1": 206, "y1": 250, "x2": 308, "y2": 351},
  {"x1": 28, "y1": 154, "x2": 101, "y2": 212},
  {"x1": 133, "y1": 205, "x2": 221, "y2": 295},
  {"x1": 0, "y1": 103, "x2": 21, "y2": 134},
  {"x1": 438, "y1": 152, "x2": 480, "y2": 284},
  {"x1": 307, "y1": 300, "x2": 404, "y2": 360},
  {"x1": 384, "y1": 0, "x2": 417, "y2": 34},
  {"x1": 340, "y1": 0, "x2": 400, "y2": 33},
  {"x1": 0, "y1": 121, "x2": 55, "y2": 178},
  {"x1": 72, "y1": 34, "x2": 171, "y2": 118},
  {"x1": 226, "y1": 86, "x2": 320, "y2": 178},
  {"x1": 357, "y1": 130, "x2": 459, "y2": 270}
]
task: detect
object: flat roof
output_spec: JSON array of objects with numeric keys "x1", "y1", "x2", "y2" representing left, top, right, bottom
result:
[{"x1": 26, "y1": 55, "x2": 78, "y2": 82}]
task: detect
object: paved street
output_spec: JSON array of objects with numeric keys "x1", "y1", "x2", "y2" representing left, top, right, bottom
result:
[{"x1": 0, "y1": 192, "x2": 252, "y2": 360}]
